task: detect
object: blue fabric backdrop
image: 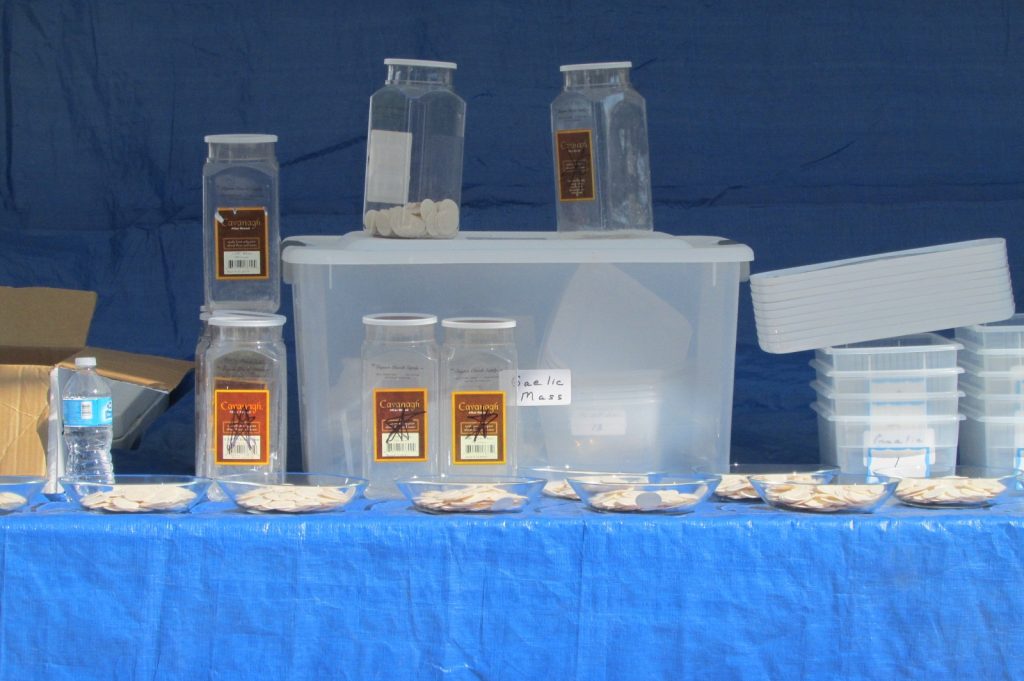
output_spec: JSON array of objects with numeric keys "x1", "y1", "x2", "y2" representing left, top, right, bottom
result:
[{"x1": 0, "y1": 0, "x2": 1021, "y2": 470}]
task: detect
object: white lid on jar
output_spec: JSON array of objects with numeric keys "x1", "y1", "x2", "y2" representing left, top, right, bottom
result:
[
  {"x1": 362, "y1": 313, "x2": 438, "y2": 326},
  {"x1": 74, "y1": 356, "x2": 97, "y2": 368},
  {"x1": 441, "y1": 317, "x2": 517, "y2": 330},
  {"x1": 559, "y1": 61, "x2": 632, "y2": 72},
  {"x1": 385, "y1": 58, "x2": 457, "y2": 70},
  {"x1": 209, "y1": 312, "x2": 287, "y2": 328},
  {"x1": 204, "y1": 134, "x2": 278, "y2": 144}
]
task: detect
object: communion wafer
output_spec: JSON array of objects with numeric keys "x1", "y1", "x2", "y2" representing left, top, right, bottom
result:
[
  {"x1": 413, "y1": 484, "x2": 527, "y2": 512},
  {"x1": 234, "y1": 484, "x2": 356, "y2": 513},
  {"x1": 80, "y1": 484, "x2": 197, "y2": 513}
]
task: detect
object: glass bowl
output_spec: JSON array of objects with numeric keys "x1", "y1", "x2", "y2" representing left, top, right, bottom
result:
[
  {"x1": 893, "y1": 466, "x2": 1021, "y2": 508},
  {"x1": 396, "y1": 476, "x2": 544, "y2": 514},
  {"x1": 708, "y1": 463, "x2": 839, "y2": 502},
  {"x1": 525, "y1": 466, "x2": 659, "y2": 500},
  {"x1": 749, "y1": 472, "x2": 896, "y2": 514},
  {"x1": 567, "y1": 474, "x2": 719, "y2": 514},
  {"x1": 217, "y1": 472, "x2": 367, "y2": 514},
  {"x1": 62, "y1": 475, "x2": 212, "y2": 514},
  {"x1": 0, "y1": 476, "x2": 46, "y2": 514}
]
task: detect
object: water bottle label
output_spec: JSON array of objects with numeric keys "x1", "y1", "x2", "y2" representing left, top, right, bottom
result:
[
  {"x1": 451, "y1": 391, "x2": 506, "y2": 465},
  {"x1": 214, "y1": 207, "x2": 269, "y2": 280},
  {"x1": 373, "y1": 388, "x2": 428, "y2": 463},
  {"x1": 215, "y1": 388, "x2": 270, "y2": 465},
  {"x1": 63, "y1": 397, "x2": 113, "y2": 427}
]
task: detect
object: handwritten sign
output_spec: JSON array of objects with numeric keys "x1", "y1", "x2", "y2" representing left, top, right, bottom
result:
[{"x1": 501, "y1": 370, "x2": 572, "y2": 406}]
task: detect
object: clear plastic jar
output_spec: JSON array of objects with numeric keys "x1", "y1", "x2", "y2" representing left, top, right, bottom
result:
[
  {"x1": 440, "y1": 318, "x2": 517, "y2": 476},
  {"x1": 362, "y1": 313, "x2": 440, "y2": 497},
  {"x1": 202, "y1": 312, "x2": 287, "y2": 479},
  {"x1": 362, "y1": 59, "x2": 465, "y2": 239},
  {"x1": 550, "y1": 62, "x2": 653, "y2": 232},
  {"x1": 203, "y1": 134, "x2": 280, "y2": 311}
]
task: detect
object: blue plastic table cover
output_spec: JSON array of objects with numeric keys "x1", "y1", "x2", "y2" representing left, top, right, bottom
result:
[{"x1": 1, "y1": 496, "x2": 1022, "y2": 681}]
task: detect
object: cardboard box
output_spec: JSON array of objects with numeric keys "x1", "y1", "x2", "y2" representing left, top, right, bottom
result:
[{"x1": 0, "y1": 287, "x2": 193, "y2": 481}]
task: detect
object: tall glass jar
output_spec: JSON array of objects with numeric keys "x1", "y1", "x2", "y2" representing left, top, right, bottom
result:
[
  {"x1": 362, "y1": 58, "x2": 466, "y2": 239},
  {"x1": 203, "y1": 134, "x2": 280, "y2": 312},
  {"x1": 440, "y1": 318, "x2": 517, "y2": 477},
  {"x1": 550, "y1": 62, "x2": 653, "y2": 232},
  {"x1": 361, "y1": 313, "x2": 440, "y2": 497},
  {"x1": 203, "y1": 312, "x2": 287, "y2": 480}
]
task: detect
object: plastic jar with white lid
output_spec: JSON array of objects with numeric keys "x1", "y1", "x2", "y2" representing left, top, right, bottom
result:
[
  {"x1": 202, "y1": 312, "x2": 288, "y2": 479},
  {"x1": 362, "y1": 59, "x2": 466, "y2": 239},
  {"x1": 550, "y1": 62, "x2": 653, "y2": 232},
  {"x1": 361, "y1": 313, "x2": 440, "y2": 497},
  {"x1": 203, "y1": 134, "x2": 280, "y2": 312},
  {"x1": 440, "y1": 317, "x2": 518, "y2": 476}
]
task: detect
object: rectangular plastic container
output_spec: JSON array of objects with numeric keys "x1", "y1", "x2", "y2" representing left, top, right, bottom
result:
[
  {"x1": 955, "y1": 313, "x2": 1024, "y2": 350},
  {"x1": 810, "y1": 359, "x2": 963, "y2": 395},
  {"x1": 958, "y1": 405, "x2": 1024, "y2": 471},
  {"x1": 958, "y1": 359, "x2": 1024, "y2": 395},
  {"x1": 811, "y1": 381, "x2": 962, "y2": 418},
  {"x1": 815, "y1": 333, "x2": 961, "y2": 372},
  {"x1": 957, "y1": 340, "x2": 1024, "y2": 373},
  {"x1": 283, "y1": 231, "x2": 754, "y2": 477},
  {"x1": 811, "y1": 402, "x2": 962, "y2": 475},
  {"x1": 961, "y1": 391, "x2": 1024, "y2": 418}
]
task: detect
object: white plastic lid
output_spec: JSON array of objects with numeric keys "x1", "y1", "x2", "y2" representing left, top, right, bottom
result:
[
  {"x1": 362, "y1": 313, "x2": 438, "y2": 327},
  {"x1": 442, "y1": 317, "x2": 516, "y2": 330},
  {"x1": 384, "y1": 58, "x2": 457, "y2": 70},
  {"x1": 74, "y1": 356, "x2": 96, "y2": 368},
  {"x1": 560, "y1": 61, "x2": 632, "y2": 72},
  {"x1": 209, "y1": 312, "x2": 286, "y2": 328},
  {"x1": 204, "y1": 134, "x2": 278, "y2": 144}
]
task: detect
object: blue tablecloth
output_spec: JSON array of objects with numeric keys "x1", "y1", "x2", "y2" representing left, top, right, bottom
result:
[{"x1": 2, "y1": 496, "x2": 1022, "y2": 681}]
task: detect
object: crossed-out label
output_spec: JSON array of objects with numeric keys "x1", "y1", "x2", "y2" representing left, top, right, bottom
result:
[
  {"x1": 63, "y1": 397, "x2": 113, "y2": 427},
  {"x1": 451, "y1": 391, "x2": 506, "y2": 465},
  {"x1": 215, "y1": 388, "x2": 270, "y2": 465},
  {"x1": 215, "y1": 207, "x2": 269, "y2": 279},
  {"x1": 374, "y1": 388, "x2": 428, "y2": 462},
  {"x1": 555, "y1": 129, "x2": 595, "y2": 202}
]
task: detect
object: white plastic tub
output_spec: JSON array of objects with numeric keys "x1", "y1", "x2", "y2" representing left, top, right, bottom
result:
[
  {"x1": 955, "y1": 313, "x2": 1024, "y2": 350},
  {"x1": 283, "y1": 231, "x2": 753, "y2": 477},
  {"x1": 815, "y1": 333, "x2": 961, "y2": 372},
  {"x1": 811, "y1": 381, "x2": 962, "y2": 418},
  {"x1": 958, "y1": 358, "x2": 1024, "y2": 395},
  {"x1": 958, "y1": 405, "x2": 1024, "y2": 471},
  {"x1": 810, "y1": 359, "x2": 963, "y2": 395},
  {"x1": 957, "y1": 340, "x2": 1024, "y2": 373}
]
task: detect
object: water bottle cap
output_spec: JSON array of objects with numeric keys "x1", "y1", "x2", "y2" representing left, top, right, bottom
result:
[{"x1": 74, "y1": 356, "x2": 97, "y2": 368}]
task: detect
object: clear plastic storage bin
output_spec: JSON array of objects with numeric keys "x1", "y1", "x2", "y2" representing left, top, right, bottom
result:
[
  {"x1": 958, "y1": 405, "x2": 1024, "y2": 471},
  {"x1": 958, "y1": 359, "x2": 1024, "y2": 395},
  {"x1": 955, "y1": 313, "x2": 1024, "y2": 350},
  {"x1": 363, "y1": 58, "x2": 465, "y2": 239},
  {"x1": 283, "y1": 231, "x2": 753, "y2": 477},
  {"x1": 811, "y1": 381, "x2": 962, "y2": 418},
  {"x1": 957, "y1": 340, "x2": 1024, "y2": 373},
  {"x1": 961, "y1": 391, "x2": 1024, "y2": 418},
  {"x1": 815, "y1": 333, "x2": 961, "y2": 372},
  {"x1": 811, "y1": 402, "x2": 962, "y2": 476},
  {"x1": 810, "y1": 359, "x2": 964, "y2": 395}
]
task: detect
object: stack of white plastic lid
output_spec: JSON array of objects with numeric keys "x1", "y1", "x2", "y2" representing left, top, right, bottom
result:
[
  {"x1": 955, "y1": 314, "x2": 1024, "y2": 472},
  {"x1": 810, "y1": 333, "x2": 965, "y2": 477},
  {"x1": 751, "y1": 238, "x2": 1014, "y2": 354}
]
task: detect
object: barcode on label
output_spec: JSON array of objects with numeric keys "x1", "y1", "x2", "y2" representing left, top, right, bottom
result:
[
  {"x1": 381, "y1": 435, "x2": 420, "y2": 459},
  {"x1": 222, "y1": 436, "x2": 262, "y2": 460},
  {"x1": 459, "y1": 436, "x2": 499, "y2": 461},
  {"x1": 223, "y1": 251, "x2": 262, "y2": 276}
]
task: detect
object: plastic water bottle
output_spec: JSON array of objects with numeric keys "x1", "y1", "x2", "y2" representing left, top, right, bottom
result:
[{"x1": 62, "y1": 356, "x2": 115, "y2": 482}]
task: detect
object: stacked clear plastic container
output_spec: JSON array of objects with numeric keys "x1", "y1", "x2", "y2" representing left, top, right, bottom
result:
[
  {"x1": 810, "y1": 333, "x2": 964, "y2": 476},
  {"x1": 955, "y1": 314, "x2": 1024, "y2": 472}
]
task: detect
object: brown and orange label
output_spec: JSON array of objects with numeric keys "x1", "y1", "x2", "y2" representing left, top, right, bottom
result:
[
  {"x1": 214, "y1": 387, "x2": 270, "y2": 465},
  {"x1": 374, "y1": 388, "x2": 428, "y2": 462},
  {"x1": 451, "y1": 391, "x2": 506, "y2": 465},
  {"x1": 215, "y1": 206, "x2": 269, "y2": 280},
  {"x1": 555, "y1": 129, "x2": 595, "y2": 201}
]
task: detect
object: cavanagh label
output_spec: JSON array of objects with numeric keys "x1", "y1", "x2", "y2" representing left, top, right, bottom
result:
[
  {"x1": 374, "y1": 388, "x2": 428, "y2": 462},
  {"x1": 451, "y1": 391, "x2": 506, "y2": 465},
  {"x1": 215, "y1": 388, "x2": 270, "y2": 465},
  {"x1": 215, "y1": 206, "x2": 269, "y2": 280},
  {"x1": 555, "y1": 129, "x2": 595, "y2": 202}
]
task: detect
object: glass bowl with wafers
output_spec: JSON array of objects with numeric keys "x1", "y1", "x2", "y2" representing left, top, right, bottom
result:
[
  {"x1": 567, "y1": 474, "x2": 719, "y2": 514},
  {"x1": 396, "y1": 476, "x2": 544, "y2": 514},
  {"x1": 705, "y1": 464, "x2": 839, "y2": 502},
  {"x1": 525, "y1": 467, "x2": 660, "y2": 501},
  {"x1": 62, "y1": 475, "x2": 213, "y2": 514},
  {"x1": 893, "y1": 467, "x2": 1021, "y2": 509},
  {"x1": 0, "y1": 476, "x2": 46, "y2": 514},
  {"x1": 217, "y1": 472, "x2": 367, "y2": 514},
  {"x1": 749, "y1": 472, "x2": 896, "y2": 514}
]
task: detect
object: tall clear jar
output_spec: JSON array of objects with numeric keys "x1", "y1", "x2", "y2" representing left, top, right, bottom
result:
[
  {"x1": 202, "y1": 312, "x2": 287, "y2": 480},
  {"x1": 203, "y1": 134, "x2": 280, "y2": 312},
  {"x1": 440, "y1": 318, "x2": 517, "y2": 477},
  {"x1": 550, "y1": 62, "x2": 653, "y2": 233},
  {"x1": 362, "y1": 59, "x2": 465, "y2": 239},
  {"x1": 362, "y1": 313, "x2": 439, "y2": 497}
]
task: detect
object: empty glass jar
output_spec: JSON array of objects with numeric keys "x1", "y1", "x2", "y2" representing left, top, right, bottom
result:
[
  {"x1": 550, "y1": 62, "x2": 653, "y2": 232},
  {"x1": 363, "y1": 58, "x2": 466, "y2": 239}
]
